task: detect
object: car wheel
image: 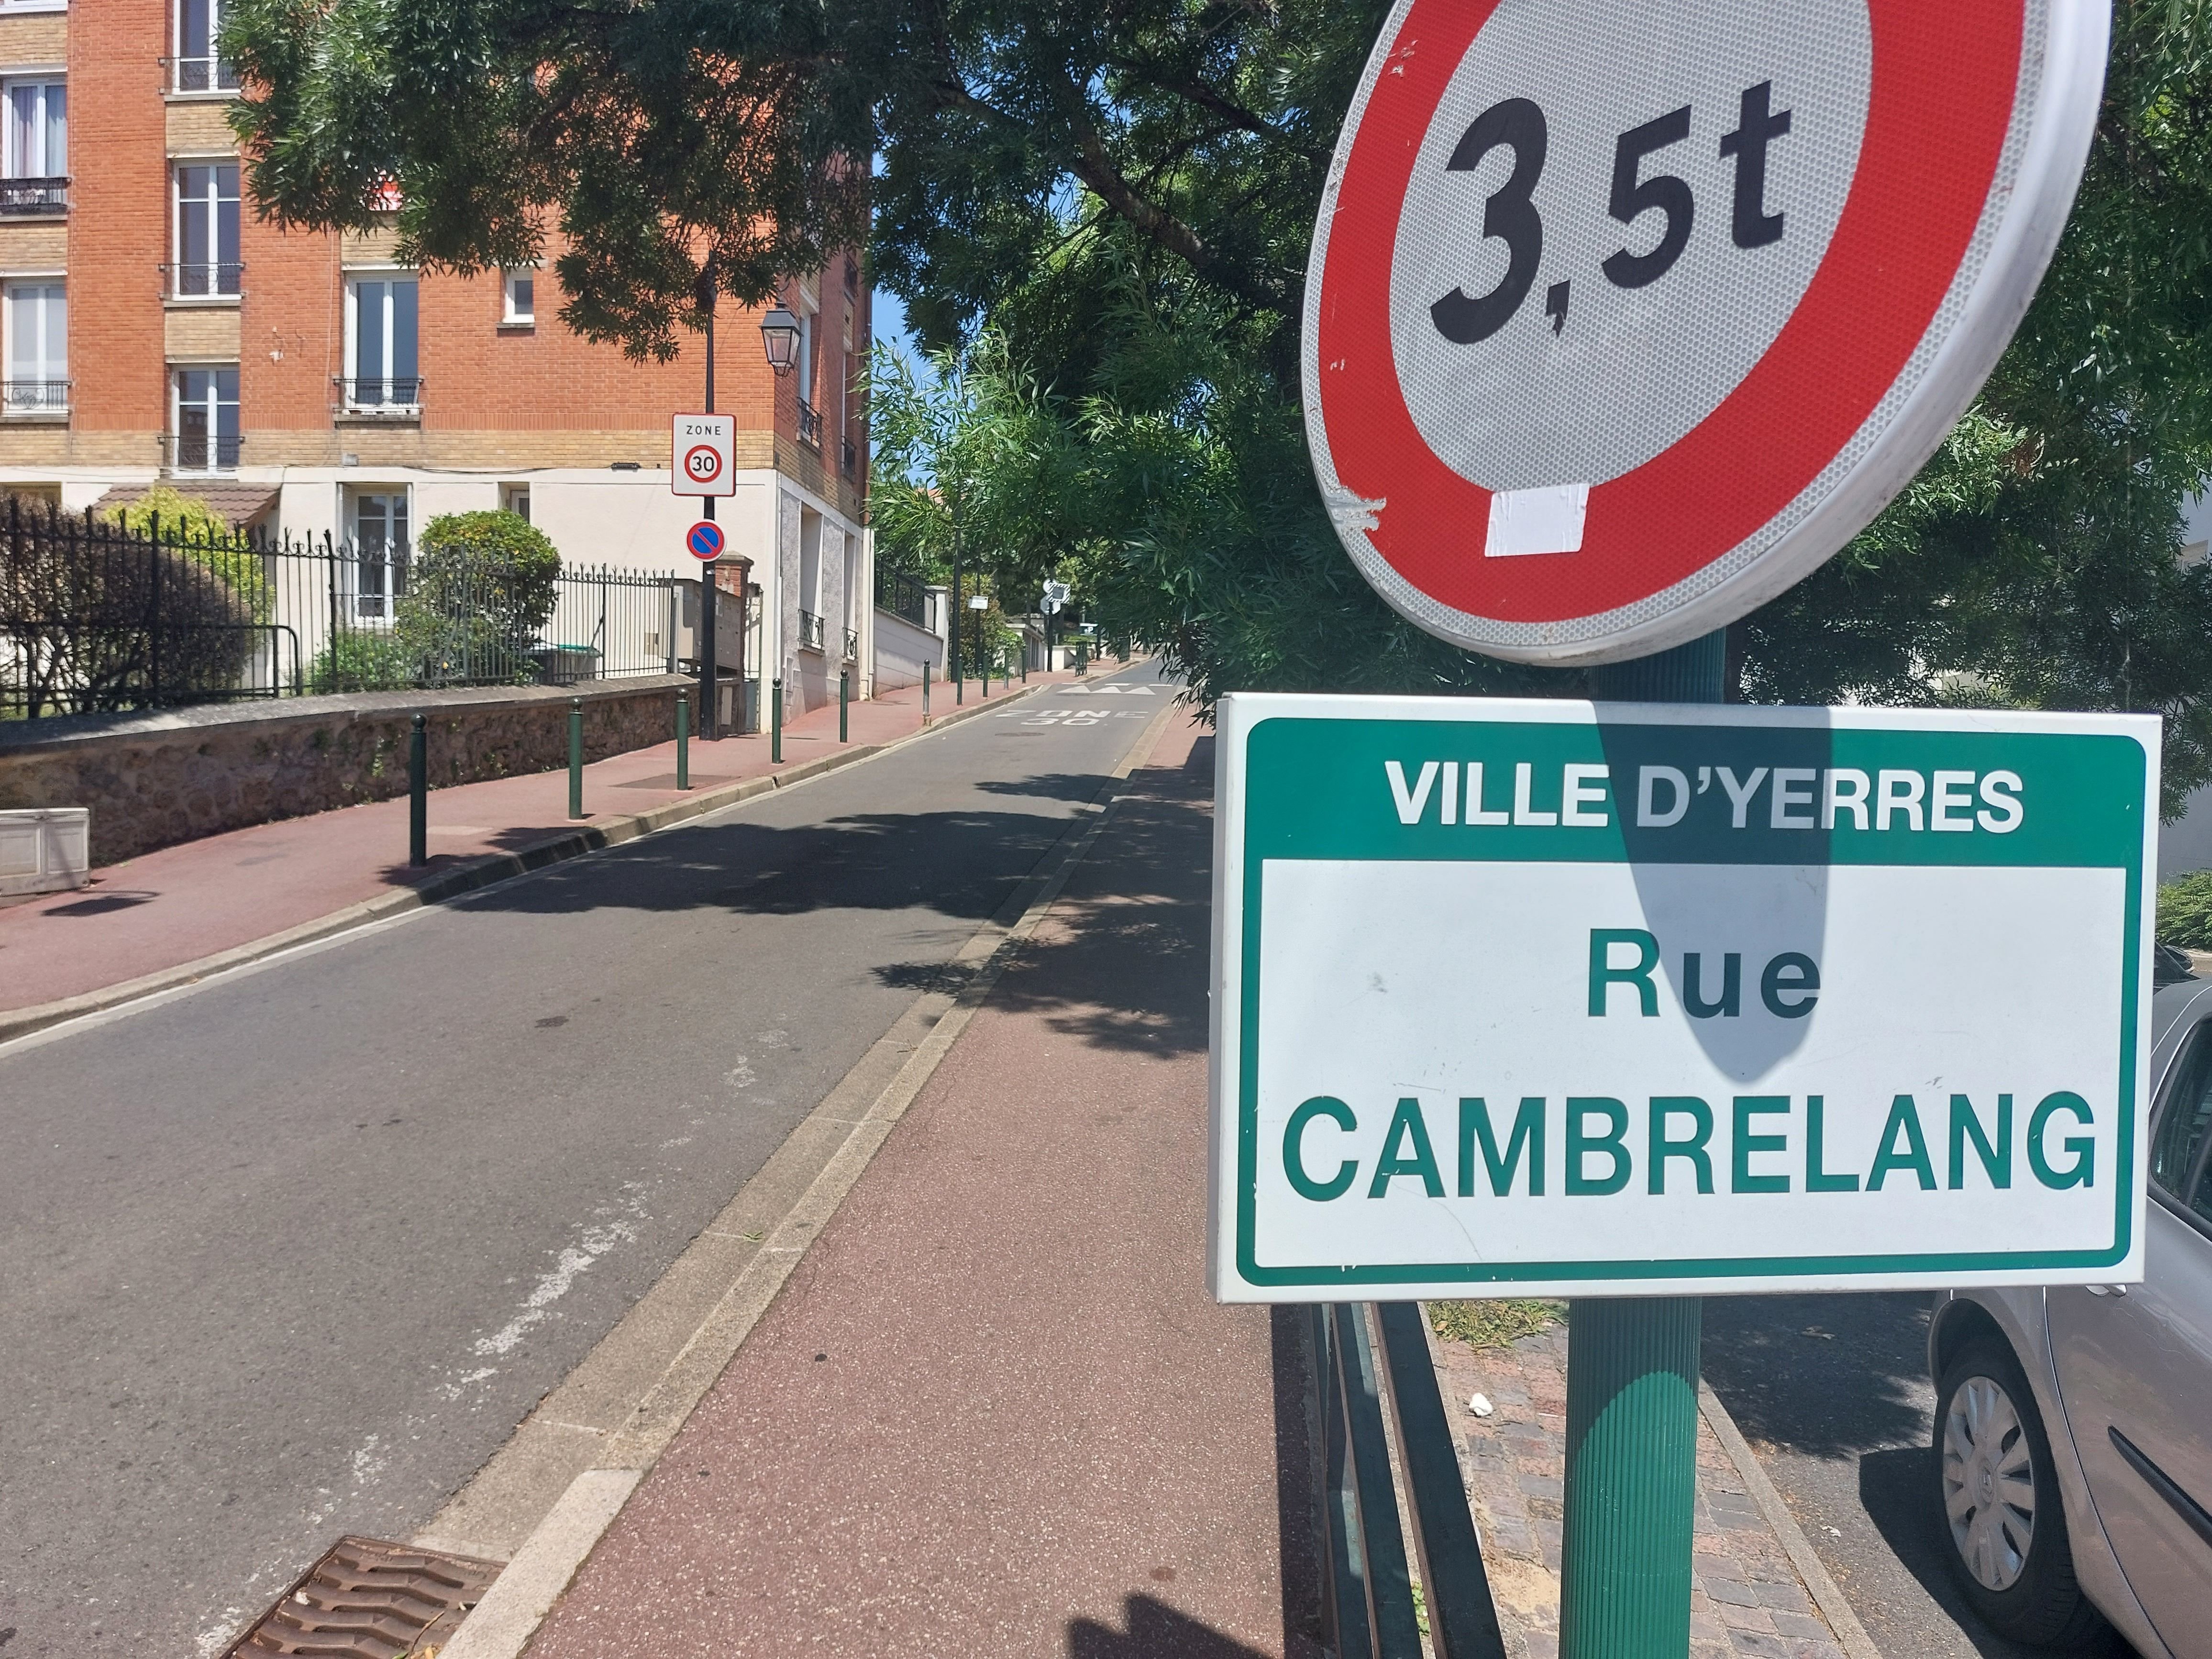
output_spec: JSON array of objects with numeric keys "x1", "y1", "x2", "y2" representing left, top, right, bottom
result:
[{"x1": 1934, "y1": 1334, "x2": 2110, "y2": 1647}]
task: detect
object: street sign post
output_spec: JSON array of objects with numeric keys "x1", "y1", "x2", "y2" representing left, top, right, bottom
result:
[
  {"x1": 672, "y1": 414, "x2": 734, "y2": 498},
  {"x1": 1210, "y1": 696, "x2": 2157, "y2": 1301},
  {"x1": 686, "y1": 520, "x2": 725, "y2": 563},
  {"x1": 1303, "y1": 0, "x2": 2109, "y2": 665}
]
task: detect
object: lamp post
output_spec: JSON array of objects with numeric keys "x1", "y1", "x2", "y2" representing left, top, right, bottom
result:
[{"x1": 758, "y1": 302, "x2": 801, "y2": 736}]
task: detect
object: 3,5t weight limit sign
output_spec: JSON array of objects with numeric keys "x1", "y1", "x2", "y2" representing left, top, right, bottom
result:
[
  {"x1": 1306, "y1": 0, "x2": 2108, "y2": 664},
  {"x1": 1430, "y1": 79, "x2": 1792, "y2": 346}
]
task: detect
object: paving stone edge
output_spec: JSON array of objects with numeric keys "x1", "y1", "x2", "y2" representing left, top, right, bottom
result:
[
  {"x1": 1696, "y1": 1381, "x2": 1884, "y2": 1659},
  {"x1": 0, "y1": 679, "x2": 1063, "y2": 1047}
]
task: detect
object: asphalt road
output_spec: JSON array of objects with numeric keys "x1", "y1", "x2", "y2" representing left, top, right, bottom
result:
[
  {"x1": 0, "y1": 664, "x2": 1172, "y2": 1659},
  {"x1": 1702, "y1": 1294, "x2": 2141, "y2": 1659}
]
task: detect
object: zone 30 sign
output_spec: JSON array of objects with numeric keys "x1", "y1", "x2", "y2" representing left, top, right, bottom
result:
[
  {"x1": 1207, "y1": 698, "x2": 2157, "y2": 1300},
  {"x1": 1304, "y1": 0, "x2": 2107, "y2": 664}
]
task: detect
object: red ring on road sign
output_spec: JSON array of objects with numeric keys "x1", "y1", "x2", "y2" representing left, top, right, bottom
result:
[
  {"x1": 684, "y1": 443, "x2": 724, "y2": 484},
  {"x1": 1315, "y1": 0, "x2": 2022, "y2": 625}
]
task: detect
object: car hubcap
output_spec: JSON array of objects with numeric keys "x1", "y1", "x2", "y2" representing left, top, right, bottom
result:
[{"x1": 1942, "y1": 1372, "x2": 2036, "y2": 1592}]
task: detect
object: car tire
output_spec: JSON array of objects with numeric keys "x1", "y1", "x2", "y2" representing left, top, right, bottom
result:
[{"x1": 1933, "y1": 1334, "x2": 2111, "y2": 1648}]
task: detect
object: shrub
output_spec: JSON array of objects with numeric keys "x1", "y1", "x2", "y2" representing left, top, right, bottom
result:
[
  {"x1": 2157, "y1": 871, "x2": 2212, "y2": 950},
  {"x1": 396, "y1": 510, "x2": 561, "y2": 685},
  {"x1": 103, "y1": 485, "x2": 271, "y2": 623},
  {"x1": 308, "y1": 630, "x2": 413, "y2": 694}
]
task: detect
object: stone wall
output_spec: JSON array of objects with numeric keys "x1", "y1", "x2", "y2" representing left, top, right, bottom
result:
[{"x1": 0, "y1": 675, "x2": 693, "y2": 866}]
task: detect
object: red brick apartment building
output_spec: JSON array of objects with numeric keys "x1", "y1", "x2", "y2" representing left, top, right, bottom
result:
[{"x1": 0, "y1": 0, "x2": 874, "y2": 712}]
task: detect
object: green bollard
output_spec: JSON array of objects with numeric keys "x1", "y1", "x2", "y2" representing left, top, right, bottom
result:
[
  {"x1": 408, "y1": 712, "x2": 427, "y2": 866},
  {"x1": 922, "y1": 660, "x2": 931, "y2": 722},
  {"x1": 839, "y1": 670, "x2": 849, "y2": 743},
  {"x1": 675, "y1": 689, "x2": 690, "y2": 790},
  {"x1": 567, "y1": 696, "x2": 585, "y2": 820},
  {"x1": 771, "y1": 677, "x2": 783, "y2": 763}
]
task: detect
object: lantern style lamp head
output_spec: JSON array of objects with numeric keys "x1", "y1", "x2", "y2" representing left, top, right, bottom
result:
[{"x1": 759, "y1": 306, "x2": 802, "y2": 374}]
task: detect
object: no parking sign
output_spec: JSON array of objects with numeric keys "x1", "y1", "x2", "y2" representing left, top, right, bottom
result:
[{"x1": 1305, "y1": 0, "x2": 2109, "y2": 664}]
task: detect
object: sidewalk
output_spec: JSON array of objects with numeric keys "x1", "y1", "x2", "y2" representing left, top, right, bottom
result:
[
  {"x1": 0, "y1": 668, "x2": 1088, "y2": 1024},
  {"x1": 518, "y1": 715, "x2": 1329, "y2": 1659}
]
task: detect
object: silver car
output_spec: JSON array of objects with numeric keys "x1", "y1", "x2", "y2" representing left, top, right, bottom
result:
[{"x1": 1930, "y1": 975, "x2": 2212, "y2": 1657}]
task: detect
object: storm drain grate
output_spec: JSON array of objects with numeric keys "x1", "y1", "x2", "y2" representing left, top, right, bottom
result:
[{"x1": 225, "y1": 1535, "x2": 505, "y2": 1659}]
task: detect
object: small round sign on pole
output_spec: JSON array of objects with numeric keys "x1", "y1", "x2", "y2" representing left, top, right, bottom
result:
[
  {"x1": 1305, "y1": 0, "x2": 2108, "y2": 665},
  {"x1": 685, "y1": 520, "x2": 726, "y2": 563}
]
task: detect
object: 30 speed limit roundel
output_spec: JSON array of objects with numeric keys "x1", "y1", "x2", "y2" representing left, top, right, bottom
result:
[{"x1": 1305, "y1": 0, "x2": 2108, "y2": 665}]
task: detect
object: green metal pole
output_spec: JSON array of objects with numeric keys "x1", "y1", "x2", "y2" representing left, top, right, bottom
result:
[
  {"x1": 771, "y1": 677, "x2": 783, "y2": 763},
  {"x1": 839, "y1": 670, "x2": 849, "y2": 743},
  {"x1": 408, "y1": 712, "x2": 427, "y2": 867},
  {"x1": 675, "y1": 689, "x2": 690, "y2": 789},
  {"x1": 567, "y1": 696, "x2": 585, "y2": 820},
  {"x1": 923, "y1": 660, "x2": 931, "y2": 722},
  {"x1": 1559, "y1": 628, "x2": 1725, "y2": 1659}
]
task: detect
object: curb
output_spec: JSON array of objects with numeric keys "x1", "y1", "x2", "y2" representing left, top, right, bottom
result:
[
  {"x1": 417, "y1": 699, "x2": 1184, "y2": 1658},
  {"x1": 0, "y1": 678, "x2": 1067, "y2": 1047},
  {"x1": 1698, "y1": 1381, "x2": 1884, "y2": 1659}
]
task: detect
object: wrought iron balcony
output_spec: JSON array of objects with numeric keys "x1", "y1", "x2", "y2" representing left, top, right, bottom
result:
[
  {"x1": 162, "y1": 432, "x2": 243, "y2": 474},
  {"x1": 843, "y1": 626, "x2": 859, "y2": 662},
  {"x1": 172, "y1": 55, "x2": 240, "y2": 93},
  {"x1": 334, "y1": 376, "x2": 424, "y2": 415},
  {"x1": 797, "y1": 608, "x2": 826, "y2": 651},
  {"x1": 2, "y1": 379, "x2": 70, "y2": 414},
  {"x1": 0, "y1": 177, "x2": 67, "y2": 215},
  {"x1": 162, "y1": 261, "x2": 244, "y2": 299},
  {"x1": 796, "y1": 397, "x2": 823, "y2": 450},
  {"x1": 841, "y1": 436, "x2": 857, "y2": 478}
]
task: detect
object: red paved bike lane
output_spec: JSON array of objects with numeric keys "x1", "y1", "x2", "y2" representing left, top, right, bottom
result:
[{"x1": 524, "y1": 717, "x2": 1325, "y2": 1659}]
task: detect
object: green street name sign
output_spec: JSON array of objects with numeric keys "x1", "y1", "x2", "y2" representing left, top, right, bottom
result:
[{"x1": 1207, "y1": 695, "x2": 2159, "y2": 1300}]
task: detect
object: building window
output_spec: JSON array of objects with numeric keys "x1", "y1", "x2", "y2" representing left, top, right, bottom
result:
[
  {"x1": 1, "y1": 79, "x2": 65, "y2": 212},
  {"x1": 345, "y1": 490, "x2": 410, "y2": 619},
  {"x1": 502, "y1": 269, "x2": 534, "y2": 325},
  {"x1": 501, "y1": 485, "x2": 531, "y2": 521},
  {"x1": 4, "y1": 282, "x2": 65, "y2": 412},
  {"x1": 172, "y1": 365, "x2": 239, "y2": 471},
  {"x1": 344, "y1": 277, "x2": 420, "y2": 407},
  {"x1": 176, "y1": 0, "x2": 239, "y2": 92},
  {"x1": 173, "y1": 162, "x2": 240, "y2": 296}
]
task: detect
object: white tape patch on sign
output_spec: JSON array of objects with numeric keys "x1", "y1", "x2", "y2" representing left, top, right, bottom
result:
[{"x1": 1304, "y1": 0, "x2": 2109, "y2": 665}]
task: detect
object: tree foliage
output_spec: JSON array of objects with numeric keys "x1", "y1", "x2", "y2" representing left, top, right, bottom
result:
[{"x1": 232, "y1": 0, "x2": 2212, "y2": 807}]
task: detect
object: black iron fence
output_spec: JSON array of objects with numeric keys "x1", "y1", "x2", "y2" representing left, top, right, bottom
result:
[
  {"x1": 876, "y1": 568, "x2": 928, "y2": 627},
  {"x1": 1, "y1": 502, "x2": 689, "y2": 719},
  {"x1": 1318, "y1": 1303, "x2": 1508, "y2": 1659}
]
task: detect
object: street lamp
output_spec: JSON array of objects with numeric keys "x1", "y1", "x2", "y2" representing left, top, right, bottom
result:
[{"x1": 760, "y1": 307, "x2": 801, "y2": 374}]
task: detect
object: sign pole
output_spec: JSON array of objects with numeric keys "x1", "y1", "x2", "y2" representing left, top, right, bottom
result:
[
  {"x1": 699, "y1": 276, "x2": 719, "y2": 740},
  {"x1": 1560, "y1": 630, "x2": 1723, "y2": 1659}
]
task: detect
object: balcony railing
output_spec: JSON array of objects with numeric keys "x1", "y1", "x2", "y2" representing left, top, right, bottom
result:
[
  {"x1": 162, "y1": 432, "x2": 243, "y2": 473},
  {"x1": 0, "y1": 177, "x2": 67, "y2": 216},
  {"x1": 841, "y1": 436, "x2": 857, "y2": 478},
  {"x1": 334, "y1": 376, "x2": 424, "y2": 414},
  {"x1": 173, "y1": 56, "x2": 240, "y2": 93},
  {"x1": 2, "y1": 379, "x2": 69, "y2": 414},
  {"x1": 162, "y1": 261, "x2": 244, "y2": 299},
  {"x1": 842, "y1": 626, "x2": 859, "y2": 663},
  {"x1": 796, "y1": 397, "x2": 823, "y2": 450},
  {"x1": 797, "y1": 608, "x2": 825, "y2": 651}
]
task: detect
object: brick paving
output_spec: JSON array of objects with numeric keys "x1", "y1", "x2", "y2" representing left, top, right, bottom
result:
[{"x1": 1428, "y1": 1320, "x2": 1851, "y2": 1659}]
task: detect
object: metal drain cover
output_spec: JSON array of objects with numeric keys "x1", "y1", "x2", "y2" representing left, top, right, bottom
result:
[{"x1": 226, "y1": 1535, "x2": 505, "y2": 1658}]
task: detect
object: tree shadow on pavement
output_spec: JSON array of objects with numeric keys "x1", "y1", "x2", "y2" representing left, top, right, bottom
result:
[
  {"x1": 1065, "y1": 1596, "x2": 1294, "y2": 1659},
  {"x1": 1701, "y1": 1292, "x2": 1934, "y2": 1460}
]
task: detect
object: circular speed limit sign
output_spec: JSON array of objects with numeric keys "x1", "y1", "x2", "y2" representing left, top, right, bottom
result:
[
  {"x1": 1305, "y1": 0, "x2": 2107, "y2": 665},
  {"x1": 684, "y1": 444, "x2": 724, "y2": 487}
]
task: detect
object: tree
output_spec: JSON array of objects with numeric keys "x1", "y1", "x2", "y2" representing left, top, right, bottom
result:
[
  {"x1": 232, "y1": 0, "x2": 2212, "y2": 808},
  {"x1": 399, "y1": 509, "x2": 563, "y2": 685}
]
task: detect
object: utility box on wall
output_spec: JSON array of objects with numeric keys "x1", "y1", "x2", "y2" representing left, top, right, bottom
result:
[{"x1": 0, "y1": 808, "x2": 91, "y2": 896}]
